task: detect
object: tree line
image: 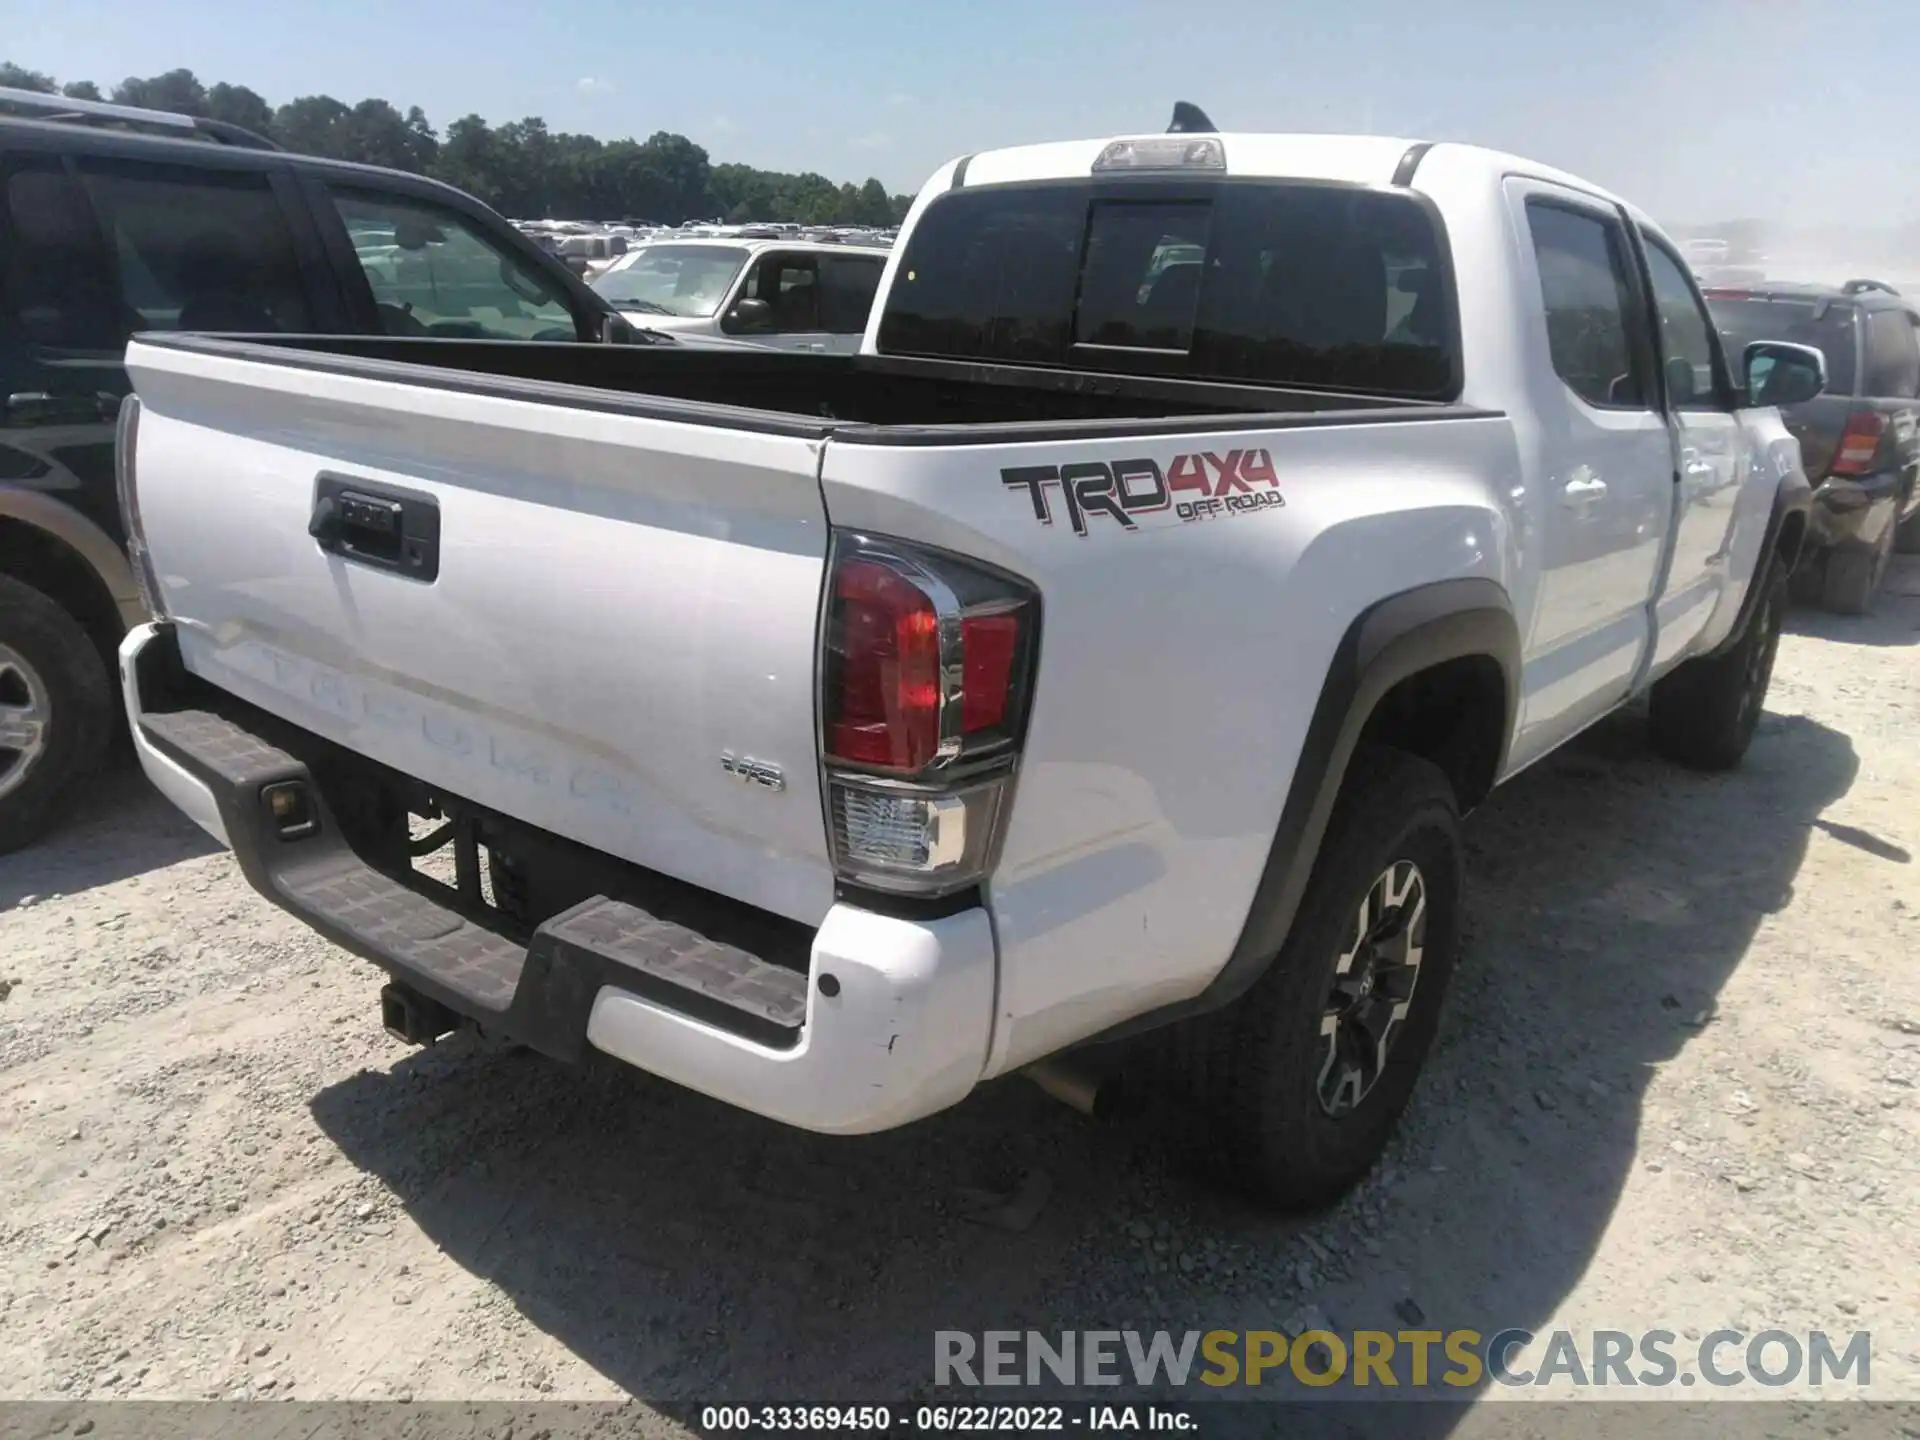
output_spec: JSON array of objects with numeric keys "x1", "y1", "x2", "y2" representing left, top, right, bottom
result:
[{"x1": 1, "y1": 62, "x2": 913, "y2": 227}]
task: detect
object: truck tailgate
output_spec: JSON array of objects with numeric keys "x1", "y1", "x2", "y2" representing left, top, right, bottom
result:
[{"x1": 125, "y1": 339, "x2": 836, "y2": 925}]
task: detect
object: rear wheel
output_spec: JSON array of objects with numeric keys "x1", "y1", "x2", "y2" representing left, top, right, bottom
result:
[
  {"x1": 1821, "y1": 525, "x2": 1893, "y2": 615},
  {"x1": 1183, "y1": 747, "x2": 1463, "y2": 1210},
  {"x1": 0, "y1": 575, "x2": 114, "y2": 855},
  {"x1": 1648, "y1": 556, "x2": 1785, "y2": 771}
]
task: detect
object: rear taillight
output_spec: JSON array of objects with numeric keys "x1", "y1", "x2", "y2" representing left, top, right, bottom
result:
[
  {"x1": 1829, "y1": 410, "x2": 1886, "y2": 477},
  {"x1": 820, "y1": 533, "x2": 1037, "y2": 896},
  {"x1": 114, "y1": 395, "x2": 165, "y2": 618}
]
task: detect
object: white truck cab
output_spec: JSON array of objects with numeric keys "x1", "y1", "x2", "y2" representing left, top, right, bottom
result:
[
  {"x1": 591, "y1": 237, "x2": 890, "y2": 353},
  {"x1": 113, "y1": 118, "x2": 1822, "y2": 1207}
]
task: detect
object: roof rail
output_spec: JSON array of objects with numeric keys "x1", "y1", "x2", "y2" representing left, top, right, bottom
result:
[
  {"x1": 1842, "y1": 278, "x2": 1899, "y2": 297},
  {"x1": 0, "y1": 84, "x2": 281, "y2": 151}
]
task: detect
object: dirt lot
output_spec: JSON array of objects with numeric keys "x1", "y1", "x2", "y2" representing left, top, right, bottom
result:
[{"x1": 4, "y1": 563, "x2": 1920, "y2": 1423}]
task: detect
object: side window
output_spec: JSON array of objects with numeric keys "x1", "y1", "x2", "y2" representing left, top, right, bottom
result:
[
  {"x1": 1639, "y1": 237, "x2": 1726, "y2": 408},
  {"x1": 77, "y1": 160, "x2": 312, "y2": 335},
  {"x1": 1862, "y1": 310, "x2": 1920, "y2": 398},
  {"x1": 818, "y1": 255, "x2": 884, "y2": 333},
  {"x1": 1524, "y1": 201, "x2": 1646, "y2": 409},
  {"x1": 0, "y1": 158, "x2": 124, "y2": 352},
  {"x1": 742, "y1": 254, "x2": 822, "y2": 332},
  {"x1": 329, "y1": 189, "x2": 579, "y2": 341}
]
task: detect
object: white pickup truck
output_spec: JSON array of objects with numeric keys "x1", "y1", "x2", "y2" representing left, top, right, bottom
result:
[{"x1": 116, "y1": 123, "x2": 1824, "y2": 1208}]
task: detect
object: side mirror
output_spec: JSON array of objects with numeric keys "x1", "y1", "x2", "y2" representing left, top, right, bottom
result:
[
  {"x1": 1744, "y1": 340, "x2": 1826, "y2": 408},
  {"x1": 726, "y1": 296, "x2": 773, "y2": 333},
  {"x1": 600, "y1": 311, "x2": 637, "y2": 345}
]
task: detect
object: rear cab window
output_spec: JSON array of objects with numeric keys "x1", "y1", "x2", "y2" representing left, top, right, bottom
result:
[{"x1": 877, "y1": 179, "x2": 1459, "y2": 398}]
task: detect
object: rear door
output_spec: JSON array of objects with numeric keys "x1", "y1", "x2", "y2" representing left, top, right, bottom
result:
[
  {"x1": 1, "y1": 145, "x2": 325, "y2": 545},
  {"x1": 0, "y1": 151, "x2": 127, "y2": 542},
  {"x1": 126, "y1": 338, "x2": 839, "y2": 924},
  {"x1": 1508, "y1": 185, "x2": 1670, "y2": 757}
]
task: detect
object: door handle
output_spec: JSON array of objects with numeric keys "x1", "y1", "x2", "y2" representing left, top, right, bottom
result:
[
  {"x1": 310, "y1": 474, "x2": 440, "y2": 582},
  {"x1": 1561, "y1": 476, "x2": 1609, "y2": 506}
]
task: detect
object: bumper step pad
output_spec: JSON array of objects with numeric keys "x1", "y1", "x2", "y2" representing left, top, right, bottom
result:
[
  {"x1": 283, "y1": 862, "x2": 527, "y2": 1012},
  {"x1": 544, "y1": 899, "x2": 808, "y2": 1031},
  {"x1": 137, "y1": 695, "x2": 809, "y2": 1058}
]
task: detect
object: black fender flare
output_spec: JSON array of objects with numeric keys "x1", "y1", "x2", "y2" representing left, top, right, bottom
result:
[
  {"x1": 1094, "y1": 576, "x2": 1520, "y2": 1044},
  {"x1": 1705, "y1": 469, "x2": 1811, "y2": 660}
]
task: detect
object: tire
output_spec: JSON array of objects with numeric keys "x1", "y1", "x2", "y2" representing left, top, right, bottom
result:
[
  {"x1": 0, "y1": 574, "x2": 114, "y2": 855},
  {"x1": 1896, "y1": 503, "x2": 1920, "y2": 556},
  {"x1": 1181, "y1": 746, "x2": 1463, "y2": 1210},
  {"x1": 1820, "y1": 525, "x2": 1892, "y2": 615},
  {"x1": 1788, "y1": 548, "x2": 1826, "y2": 607},
  {"x1": 1648, "y1": 556, "x2": 1786, "y2": 771}
]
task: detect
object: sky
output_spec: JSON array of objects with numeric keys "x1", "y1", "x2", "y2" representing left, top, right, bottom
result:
[{"x1": 6, "y1": 0, "x2": 1916, "y2": 229}]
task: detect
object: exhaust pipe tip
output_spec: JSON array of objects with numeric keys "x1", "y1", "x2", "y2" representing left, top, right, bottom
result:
[{"x1": 1024, "y1": 1059, "x2": 1114, "y2": 1119}]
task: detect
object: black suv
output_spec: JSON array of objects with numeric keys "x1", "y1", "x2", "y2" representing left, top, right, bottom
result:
[
  {"x1": 1706, "y1": 278, "x2": 1920, "y2": 613},
  {"x1": 1, "y1": 86, "x2": 637, "y2": 852}
]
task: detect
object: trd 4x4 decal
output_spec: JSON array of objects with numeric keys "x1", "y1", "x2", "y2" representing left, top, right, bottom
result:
[{"x1": 1001, "y1": 449, "x2": 1283, "y2": 536}]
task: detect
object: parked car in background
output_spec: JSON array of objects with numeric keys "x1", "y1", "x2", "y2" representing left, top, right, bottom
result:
[
  {"x1": 0, "y1": 84, "x2": 647, "y2": 852},
  {"x1": 592, "y1": 237, "x2": 889, "y2": 352},
  {"x1": 1706, "y1": 278, "x2": 1920, "y2": 612},
  {"x1": 553, "y1": 231, "x2": 629, "y2": 279}
]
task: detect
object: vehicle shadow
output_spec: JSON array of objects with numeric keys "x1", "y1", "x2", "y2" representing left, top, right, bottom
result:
[
  {"x1": 310, "y1": 702, "x2": 1857, "y2": 1431},
  {"x1": 0, "y1": 759, "x2": 220, "y2": 909}
]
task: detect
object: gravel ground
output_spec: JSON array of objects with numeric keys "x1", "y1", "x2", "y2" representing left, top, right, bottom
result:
[{"x1": 4, "y1": 562, "x2": 1919, "y2": 1424}]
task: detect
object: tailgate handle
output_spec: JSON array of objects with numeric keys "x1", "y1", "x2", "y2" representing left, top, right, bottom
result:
[{"x1": 310, "y1": 474, "x2": 440, "y2": 583}]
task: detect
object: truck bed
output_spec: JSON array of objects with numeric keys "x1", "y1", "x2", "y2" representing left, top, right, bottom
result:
[
  {"x1": 140, "y1": 332, "x2": 1468, "y2": 437},
  {"x1": 122, "y1": 325, "x2": 1510, "y2": 943}
]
